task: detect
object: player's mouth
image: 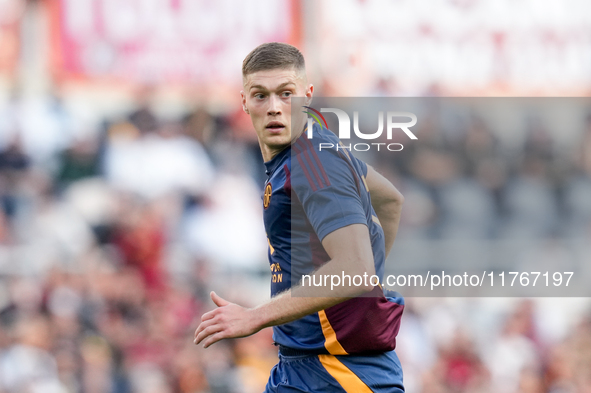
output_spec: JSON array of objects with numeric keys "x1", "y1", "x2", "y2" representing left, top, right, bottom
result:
[{"x1": 266, "y1": 121, "x2": 286, "y2": 134}]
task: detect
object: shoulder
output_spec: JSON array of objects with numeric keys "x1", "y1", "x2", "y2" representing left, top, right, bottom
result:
[
  {"x1": 292, "y1": 127, "x2": 349, "y2": 168},
  {"x1": 291, "y1": 131, "x2": 367, "y2": 196}
]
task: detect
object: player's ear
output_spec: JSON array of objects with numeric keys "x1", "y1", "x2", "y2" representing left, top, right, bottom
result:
[
  {"x1": 240, "y1": 90, "x2": 250, "y2": 114},
  {"x1": 305, "y1": 84, "x2": 314, "y2": 106}
]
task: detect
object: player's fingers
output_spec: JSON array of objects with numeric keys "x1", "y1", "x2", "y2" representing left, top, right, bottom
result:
[
  {"x1": 194, "y1": 323, "x2": 224, "y2": 346},
  {"x1": 202, "y1": 331, "x2": 227, "y2": 348},
  {"x1": 210, "y1": 291, "x2": 230, "y2": 307},
  {"x1": 194, "y1": 318, "x2": 215, "y2": 339},
  {"x1": 200, "y1": 309, "x2": 216, "y2": 322}
]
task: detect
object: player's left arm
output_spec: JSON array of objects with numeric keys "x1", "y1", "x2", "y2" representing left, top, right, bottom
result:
[
  {"x1": 194, "y1": 223, "x2": 376, "y2": 348},
  {"x1": 365, "y1": 165, "x2": 404, "y2": 257}
]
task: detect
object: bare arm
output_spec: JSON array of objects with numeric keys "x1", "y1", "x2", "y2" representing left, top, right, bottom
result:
[
  {"x1": 194, "y1": 223, "x2": 375, "y2": 348},
  {"x1": 365, "y1": 165, "x2": 404, "y2": 256}
]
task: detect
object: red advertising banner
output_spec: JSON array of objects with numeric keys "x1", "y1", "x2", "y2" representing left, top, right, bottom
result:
[
  {"x1": 0, "y1": 0, "x2": 22, "y2": 76},
  {"x1": 315, "y1": 0, "x2": 591, "y2": 95},
  {"x1": 50, "y1": 0, "x2": 298, "y2": 84}
]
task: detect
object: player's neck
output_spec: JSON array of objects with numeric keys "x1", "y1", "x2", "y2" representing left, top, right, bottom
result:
[
  {"x1": 260, "y1": 125, "x2": 305, "y2": 162},
  {"x1": 260, "y1": 143, "x2": 289, "y2": 162}
]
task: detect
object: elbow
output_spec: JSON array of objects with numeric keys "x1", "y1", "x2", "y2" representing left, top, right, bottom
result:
[
  {"x1": 350, "y1": 261, "x2": 378, "y2": 296},
  {"x1": 383, "y1": 189, "x2": 404, "y2": 209},
  {"x1": 393, "y1": 190, "x2": 404, "y2": 206},
  {"x1": 389, "y1": 184, "x2": 404, "y2": 205},
  {"x1": 357, "y1": 282, "x2": 376, "y2": 295},
  {"x1": 331, "y1": 255, "x2": 377, "y2": 298},
  {"x1": 382, "y1": 185, "x2": 404, "y2": 207},
  {"x1": 343, "y1": 281, "x2": 375, "y2": 298}
]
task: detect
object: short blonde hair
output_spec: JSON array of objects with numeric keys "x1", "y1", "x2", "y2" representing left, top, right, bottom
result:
[{"x1": 242, "y1": 42, "x2": 305, "y2": 78}]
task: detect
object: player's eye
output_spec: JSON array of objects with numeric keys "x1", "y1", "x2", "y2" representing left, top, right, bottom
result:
[
  {"x1": 254, "y1": 93, "x2": 266, "y2": 100},
  {"x1": 282, "y1": 91, "x2": 292, "y2": 98}
]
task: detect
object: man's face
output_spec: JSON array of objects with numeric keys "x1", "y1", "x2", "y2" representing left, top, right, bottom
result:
[{"x1": 241, "y1": 67, "x2": 313, "y2": 161}]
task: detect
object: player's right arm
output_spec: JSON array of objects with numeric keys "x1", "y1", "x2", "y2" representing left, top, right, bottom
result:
[
  {"x1": 193, "y1": 223, "x2": 376, "y2": 348},
  {"x1": 365, "y1": 165, "x2": 404, "y2": 256}
]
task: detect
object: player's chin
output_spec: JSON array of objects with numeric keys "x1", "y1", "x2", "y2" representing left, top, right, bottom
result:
[{"x1": 264, "y1": 134, "x2": 291, "y2": 148}]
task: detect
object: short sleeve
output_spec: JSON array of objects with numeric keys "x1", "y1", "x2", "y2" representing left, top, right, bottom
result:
[
  {"x1": 291, "y1": 147, "x2": 367, "y2": 241},
  {"x1": 357, "y1": 157, "x2": 368, "y2": 177}
]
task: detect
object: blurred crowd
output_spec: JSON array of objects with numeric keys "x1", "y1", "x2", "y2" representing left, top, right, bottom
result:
[
  {"x1": 369, "y1": 102, "x2": 591, "y2": 392},
  {"x1": 0, "y1": 86, "x2": 277, "y2": 393},
  {"x1": 0, "y1": 87, "x2": 590, "y2": 393},
  {"x1": 370, "y1": 103, "x2": 591, "y2": 242}
]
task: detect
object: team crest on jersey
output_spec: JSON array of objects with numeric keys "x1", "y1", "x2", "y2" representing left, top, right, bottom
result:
[{"x1": 263, "y1": 183, "x2": 272, "y2": 209}]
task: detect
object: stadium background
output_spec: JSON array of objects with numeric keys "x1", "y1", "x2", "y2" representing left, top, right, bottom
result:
[{"x1": 1, "y1": 0, "x2": 591, "y2": 392}]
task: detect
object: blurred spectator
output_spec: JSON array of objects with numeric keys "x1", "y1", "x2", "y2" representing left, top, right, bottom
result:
[
  {"x1": 128, "y1": 86, "x2": 159, "y2": 136},
  {"x1": 104, "y1": 120, "x2": 214, "y2": 200},
  {"x1": 503, "y1": 155, "x2": 559, "y2": 239},
  {"x1": 0, "y1": 315, "x2": 68, "y2": 393},
  {"x1": 486, "y1": 301, "x2": 542, "y2": 393},
  {"x1": 0, "y1": 135, "x2": 30, "y2": 221},
  {"x1": 182, "y1": 106, "x2": 215, "y2": 153},
  {"x1": 438, "y1": 331, "x2": 490, "y2": 392},
  {"x1": 56, "y1": 136, "x2": 100, "y2": 189},
  {"x1": 111, "y1": 201, "x2": 167, "y2": 295}
]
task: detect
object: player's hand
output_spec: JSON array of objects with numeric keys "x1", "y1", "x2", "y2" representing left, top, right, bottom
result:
[{"x1": 193, "y1": 291, "x2": 261, "y2": 348}]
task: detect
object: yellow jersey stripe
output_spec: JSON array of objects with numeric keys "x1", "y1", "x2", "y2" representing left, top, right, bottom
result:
[
  {"x1": 318, "y1": 354, "x2": 373, "y2": 392},
  {"x1": 361, "y1": 175, "x2": 370, "y2": 192},
  {"x1": 318, "y1": 310, "x2": 348, "y2": 355},
  {"x1": 371, "y1": 215, "x2": 382, "y2": 227}
]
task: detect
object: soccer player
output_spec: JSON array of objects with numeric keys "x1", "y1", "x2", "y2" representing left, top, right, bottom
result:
[{"x1": 194, "y1": 42, "x2": 405, "y2": 392}]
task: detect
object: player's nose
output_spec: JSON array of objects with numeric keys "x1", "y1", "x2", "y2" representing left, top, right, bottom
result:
[{"x1": 267, "y1": 94, "x2": 282, "y2": 116}]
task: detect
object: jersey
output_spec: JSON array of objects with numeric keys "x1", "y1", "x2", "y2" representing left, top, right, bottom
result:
[{"x1": 262, "y1": 122, "x2": 404, "y2": 355}]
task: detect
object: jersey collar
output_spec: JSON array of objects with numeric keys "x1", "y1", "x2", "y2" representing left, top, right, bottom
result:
[{"x1": 264, "y1": 145, "x2": 291, "y2": 176}]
